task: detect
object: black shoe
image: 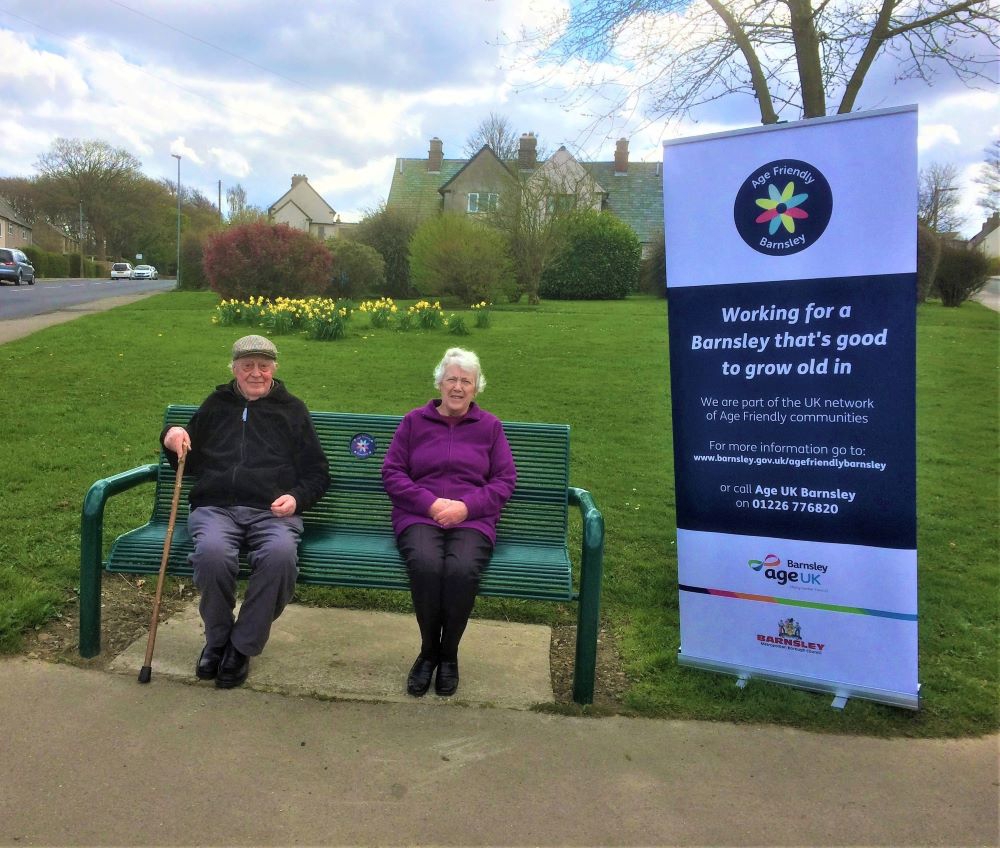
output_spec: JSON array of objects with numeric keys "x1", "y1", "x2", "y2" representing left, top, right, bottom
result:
[
  {"x1": 196, "y1": 643, "x2": 226, "y2": 680},
  {"x1": 406, "y1": 656, "x2": 438, "y2": 697},
  {"x1": 435, "y1": 660, "x2": 459, "y2": 696},
  {"x1": 215, "y1": 643, "x2": 250, "y2": 689}
]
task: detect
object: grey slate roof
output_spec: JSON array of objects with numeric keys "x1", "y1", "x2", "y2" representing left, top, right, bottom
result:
[
  {"x1": 387, "y1": 159, "x2": 465, "y2": 220},
  {"x1": 0, "y1": 196, "x2": 32, "y2": 228},
  {"x1": 585, "y1": 161, "x2": 664, "y2": 245}
]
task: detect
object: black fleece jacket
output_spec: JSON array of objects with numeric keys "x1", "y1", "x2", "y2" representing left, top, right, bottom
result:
[{"x1": 160, "y1": 379, "x2": 330, "y2": 513}]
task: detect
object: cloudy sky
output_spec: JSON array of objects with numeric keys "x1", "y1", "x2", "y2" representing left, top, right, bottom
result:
[{"x1": 1, "y1": 0, "x2": 996, "y2": 236}]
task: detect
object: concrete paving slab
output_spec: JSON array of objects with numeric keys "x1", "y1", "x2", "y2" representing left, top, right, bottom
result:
[
  {"x1": 109, "y1": 602, "x2": 554, "y2": 708},
  {"x1": 3, "y1": 658, "x2": 998, "y2": 847}
]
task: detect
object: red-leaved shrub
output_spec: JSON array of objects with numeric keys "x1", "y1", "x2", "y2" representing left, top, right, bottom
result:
[{"x1": 203, "y1": 222, "x2": 332, "y2": 300}]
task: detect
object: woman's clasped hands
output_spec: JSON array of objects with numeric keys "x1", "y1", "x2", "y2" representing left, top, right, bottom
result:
[{"x1": 429, "y1": 497, "x2": 469, "y2": 527}]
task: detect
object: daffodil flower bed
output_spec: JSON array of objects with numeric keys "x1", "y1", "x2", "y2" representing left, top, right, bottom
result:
[{"x1": 213, "y1": 296, "x2": 493, "y2": 341}]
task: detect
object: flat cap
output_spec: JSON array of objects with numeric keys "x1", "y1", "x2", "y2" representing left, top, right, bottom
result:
[{"x1": 231, "y1": 334, "x2": 278, "y2": 361}]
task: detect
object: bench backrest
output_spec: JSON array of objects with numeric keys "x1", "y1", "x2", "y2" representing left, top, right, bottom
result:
[{"x1": 154, "y1": 404, "x2": 570, "y2": 546}]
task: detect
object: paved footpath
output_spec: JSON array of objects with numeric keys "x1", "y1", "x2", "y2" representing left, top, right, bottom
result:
[{"x1": 2, "y1": 657, "x2": 997, "y2": 847}]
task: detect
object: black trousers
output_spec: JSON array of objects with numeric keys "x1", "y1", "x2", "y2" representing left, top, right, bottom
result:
[{"x1": 396, "y1": 523, "x2": 493, "y2": 662}]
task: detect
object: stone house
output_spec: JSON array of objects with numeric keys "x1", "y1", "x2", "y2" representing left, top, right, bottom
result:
[
  {"x1": 386, "y1": 134, "x2": 664, "y2": 256},
  {"x1": 0, "y1": 197, "x2": 32, "y2": 250},
  {"x1": 268, "y1": 175, "x2": 354, "y2": 240},
  {"x1": 33, "y1": 221, "x2": 80, "y2": 255},
  {"x1": 968, "y1": 212, "x2": 999, "y2": 263}
]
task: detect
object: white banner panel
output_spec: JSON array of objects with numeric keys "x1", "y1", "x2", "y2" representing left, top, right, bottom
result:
[
  {"x1": 677, "y1": 529, "x2": 918, "y2": 612},
  {"x1": 664, "y1": 107, "x2": 919, "y2": 709},
  {"x1": 663, "y1": 107, "x2": 917, "y2": 287}
]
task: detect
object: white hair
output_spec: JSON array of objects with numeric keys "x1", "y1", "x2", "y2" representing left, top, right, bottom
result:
[{"x1": 433, "y1": 347, "x2": 486, "y2": 393}]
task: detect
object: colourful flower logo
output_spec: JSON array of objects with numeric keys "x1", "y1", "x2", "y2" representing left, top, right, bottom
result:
[{"x1": 755, "y1": 182, "x2": 809, "y2": 235}]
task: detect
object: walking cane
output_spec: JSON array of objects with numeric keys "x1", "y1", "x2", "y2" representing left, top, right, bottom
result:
[{"x1": 138, "y1": 450, "x2": 186, "y2": 684}]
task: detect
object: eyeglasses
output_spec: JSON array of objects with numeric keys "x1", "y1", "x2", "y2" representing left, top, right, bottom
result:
[
  {"x1": 235, "y1": 359, "x2": 275, "y2": 374},
  {"x1": 443, "y1": 376, "x2": 475, "y2": 388}
]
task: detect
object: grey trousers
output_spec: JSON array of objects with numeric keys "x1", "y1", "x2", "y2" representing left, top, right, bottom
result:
[{"x1": 187, "y1": 505, "x2": 303, "y2": 656}]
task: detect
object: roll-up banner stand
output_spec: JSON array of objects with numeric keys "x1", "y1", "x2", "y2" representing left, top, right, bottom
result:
[{"x1": 663, "y1": 106, "x2": 919, "y2": 710}]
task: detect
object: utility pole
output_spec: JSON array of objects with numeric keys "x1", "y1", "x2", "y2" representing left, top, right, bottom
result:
[{"x1": 79, "y1": 200, "x2": 84, "y2": 278}]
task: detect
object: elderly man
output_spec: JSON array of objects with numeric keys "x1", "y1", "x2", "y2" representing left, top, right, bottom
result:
[{"x1": 162, "y1": 334, "x2": 330, "y2": 689}]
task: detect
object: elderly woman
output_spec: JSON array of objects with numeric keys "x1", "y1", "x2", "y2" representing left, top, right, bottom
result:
[{"x1": 382, "y1": 347, "x2": 517, "y2": 697}]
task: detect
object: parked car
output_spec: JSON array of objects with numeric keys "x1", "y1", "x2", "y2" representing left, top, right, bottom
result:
[
  {"x1": 110, "y1": 262, "x2": 134, "y2": 280},
  {"x1": 132, "y1": 264, "x2": 157, "y2": 279},
  {"x1": 0, "y1": 248, "x2": 35, "y2": 286}
]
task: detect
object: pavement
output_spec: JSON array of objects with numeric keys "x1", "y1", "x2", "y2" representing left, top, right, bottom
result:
[
  {"x1": 974, "y1": 275, "x2": 1000, "y2": 312},
  {"x1": 2, "y1": 285, "x2": 999, "y2": 847}
]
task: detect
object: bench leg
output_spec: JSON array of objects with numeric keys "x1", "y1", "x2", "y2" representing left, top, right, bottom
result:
[
  {"x1": 79, "y1": 493, "x2": 104, "y2": 658},
  {"x1": 572, "y1": 539, "x2": 604, "y2": 705}
]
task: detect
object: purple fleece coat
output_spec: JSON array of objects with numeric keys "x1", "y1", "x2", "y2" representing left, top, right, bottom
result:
[{"x1": 381, "y1": 400, "x2": 517, "y2": 545}]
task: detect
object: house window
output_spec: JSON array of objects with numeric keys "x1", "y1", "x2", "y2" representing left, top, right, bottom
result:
[
  {"x1": 468, "y1": 192, "x2": 498, "y2": 213},
  {"x1": 546, "y1": 194, "x2": 575, "y2": 215}
]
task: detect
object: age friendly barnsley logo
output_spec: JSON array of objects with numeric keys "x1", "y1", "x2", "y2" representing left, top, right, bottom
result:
[
  {"x1": 349, "y1": 433, "x2": 377, "y2": 459},
  {"x1": 733, "y1": 159, "x2": 832, "y2": 256}
]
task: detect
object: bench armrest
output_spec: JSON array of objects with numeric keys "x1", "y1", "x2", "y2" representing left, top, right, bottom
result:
[
  {"x1": 568, "y1": 486, "x2": 605, "y2": 704},
  {"x1": 79, "y1": 464, "x2": 159, "y2": 657}
]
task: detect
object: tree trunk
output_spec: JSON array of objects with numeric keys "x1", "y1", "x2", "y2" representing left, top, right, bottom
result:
[
  {"x1": 785, "y1": 0, "x2": 826, "y2": 118},
  {"x1": 706, "y1": 0, "x2": 780, "y2": 124}
]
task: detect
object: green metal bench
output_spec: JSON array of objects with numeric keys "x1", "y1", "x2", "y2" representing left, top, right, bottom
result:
[{"x1": 80, "y1": 405, "x2": 605, "y2": 703}]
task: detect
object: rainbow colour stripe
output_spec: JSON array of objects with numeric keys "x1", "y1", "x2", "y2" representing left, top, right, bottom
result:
[{"x1": 678, "y1": 584, "x2": 918, "y2": 621}]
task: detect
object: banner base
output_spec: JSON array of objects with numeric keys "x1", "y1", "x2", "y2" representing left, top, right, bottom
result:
[{"x1": 678, "y1": 651, "x2": 920, "y2": 711}]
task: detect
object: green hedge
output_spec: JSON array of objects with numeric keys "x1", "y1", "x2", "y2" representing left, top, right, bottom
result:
[
  {"x1": 540, "y1": 210, "x2": 641, "y2": 300},
  {"x1": 23, "y1": 246, "x2": 70, "y2": 279},
  {"x1": 66, "y1": 255, "x2": 108, "y2": 278}
]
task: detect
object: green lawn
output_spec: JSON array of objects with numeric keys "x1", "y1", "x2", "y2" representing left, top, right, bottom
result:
[{"x1": 1, "y1": 292, "x2": 996, "y2": 736}]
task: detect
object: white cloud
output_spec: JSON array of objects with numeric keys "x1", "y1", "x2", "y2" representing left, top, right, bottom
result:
[
  {"x1": 169, "y1": 137, "x2": 204, "y2": 165},
  {"x1": 918, "y1": 123, "x2": 962, "y2": 151},
  {"x1": 210, "y1": 148, "x2": 251, "y2": 178}
]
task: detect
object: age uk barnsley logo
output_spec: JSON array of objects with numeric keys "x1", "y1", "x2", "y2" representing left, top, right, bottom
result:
[{"x1": 733, "y1": 159, "x2": 832, "y2": 256}]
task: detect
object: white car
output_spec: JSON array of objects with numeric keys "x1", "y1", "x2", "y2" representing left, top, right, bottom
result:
[
  {"x1": 110, "y1": 262, "x2": 134, "y2": 280},
  {"x1": 132, "y1": 264, "x2": 157, "y2": 279}
]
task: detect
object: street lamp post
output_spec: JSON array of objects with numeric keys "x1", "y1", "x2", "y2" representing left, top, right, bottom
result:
[{"x1": 171, "y1": 153, "x2": 182, "y2": 287}]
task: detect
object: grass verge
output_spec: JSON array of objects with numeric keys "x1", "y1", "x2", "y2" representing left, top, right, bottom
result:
[{"x1": 0, "y1": 292, "x2": 996, "y2": 736}]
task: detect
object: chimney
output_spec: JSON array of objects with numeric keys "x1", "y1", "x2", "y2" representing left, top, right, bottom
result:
[
  {"x1": 291, "y1": 174, "x2": 307, "y2": 187},
  {"x1": 614, "y1": 139, "x2": 629, "y2": 175},
  {"x1": 518, "y1": 133, "x2": 537, "y2": 170},
  {"x1": 428, "y1": 137, "x2": 443, "y2": 173}
]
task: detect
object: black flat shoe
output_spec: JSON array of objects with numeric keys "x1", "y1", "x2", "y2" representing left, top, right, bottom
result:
[
  {"x1": 435, "y1": 660, "x2": 459, "y2": 696},
  {"x1": 215, "y1": 643, "x2": 250, "y2": 689},
  {"x1": 196, "y1": 643, "x2": 226, "y2": 680},
  {"x1": 406, "y1": 656, "x2": 438, "y2": 697}
]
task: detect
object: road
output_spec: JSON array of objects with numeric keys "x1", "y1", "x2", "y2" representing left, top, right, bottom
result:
[{"x1": 0, "y1": 276, "x2": 175, "y2": 320}]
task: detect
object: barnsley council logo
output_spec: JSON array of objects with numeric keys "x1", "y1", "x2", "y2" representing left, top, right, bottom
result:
[{"x1": 733, "y1": 159, "x2": 832, "y2": 256}]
